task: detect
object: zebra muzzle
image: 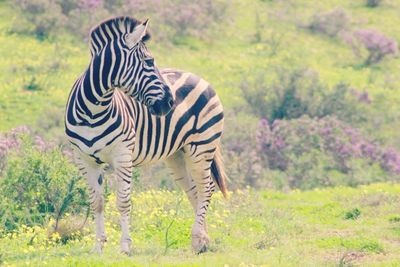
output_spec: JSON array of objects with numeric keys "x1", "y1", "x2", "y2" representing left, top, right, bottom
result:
[{"x1": 149, "y1": 95, "x2": 175, "y2": 116}]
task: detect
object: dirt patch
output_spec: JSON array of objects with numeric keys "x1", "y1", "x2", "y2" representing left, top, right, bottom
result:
[{"x1": 339, "y1": 250, "x2": 366, "y2": 266}]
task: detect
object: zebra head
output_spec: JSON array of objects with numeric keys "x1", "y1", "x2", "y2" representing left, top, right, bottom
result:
[{"x1": 89, "y1": 17, "x2": 174, "y2": 116}]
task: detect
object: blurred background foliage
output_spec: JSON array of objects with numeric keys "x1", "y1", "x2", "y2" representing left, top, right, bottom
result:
[{"x1": 1, "y1": 0, "x2": 400, "y2": 235}]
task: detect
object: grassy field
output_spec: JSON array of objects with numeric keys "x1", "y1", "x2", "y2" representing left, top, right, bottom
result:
[
  {"x1": 2, "y1": 0, "x2": 400, "y2": 266},
  {"x1": 2, "y1": 1, "x2": 400, "y2": 140},
  {"x1": 0, "y1": 183, "x2": 399, "y2": 266}
]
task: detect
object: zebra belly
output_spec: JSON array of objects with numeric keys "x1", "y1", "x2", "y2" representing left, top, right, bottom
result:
[
  {"x1": 129, "y1": 104, "x2": 198, "y2": 167},
  {"x1": 130, "y1": 112, "x2": 191, "y2": 167}
]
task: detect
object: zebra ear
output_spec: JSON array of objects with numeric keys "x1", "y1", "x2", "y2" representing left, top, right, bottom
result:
[{"x1": 125, "y1": 19, "x2": 149, "y2": 48}]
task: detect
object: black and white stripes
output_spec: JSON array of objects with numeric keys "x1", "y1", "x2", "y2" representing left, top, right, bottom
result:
[{"x1": 65, "y1": 16, "x2": 227, "y2": 254}]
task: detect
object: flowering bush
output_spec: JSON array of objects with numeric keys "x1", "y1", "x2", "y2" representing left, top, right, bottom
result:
[
  {"x1": 0, "y1": 130, "x2": 87, "y2": 232},
  {"x1": 256, "y1": 116, "x2": 399, "y2": 189},
  {"x1": 308, "y1": 8, "x2": 350, "y2": 38},
  {"x1": 0, "y1": 126, "x2": 26, "y2": 172},
  {"x1": 124, "y1": 0, "x2": 229, "y2": 42},
  {"x1": 0, "y1": 126, "x2": 54, "y2": 173},
  {"x1": 346, "y1": 29, "x2": 398, "y2": 65},
  {"x1": 222, "y1": 112, "x2": 263, "y2": 188},
  {"x1": 13, "y1": 0, "x2": 230, "y2": 41},
  {"x1": 350, "y1": 89, "x2": 371, "y2": 104}
]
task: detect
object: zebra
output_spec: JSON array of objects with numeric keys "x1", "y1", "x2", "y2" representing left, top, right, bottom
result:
[{"x1": 65, "y1": 16, "x2": 227, "y2": 254}]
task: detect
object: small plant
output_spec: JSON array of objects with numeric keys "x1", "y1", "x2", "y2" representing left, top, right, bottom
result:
[
  {"x1": 163, "y1": 195, "x2": 183, "y2": 254},
  {"x1": 359, "y1": 240, "x2": 384, "y2": 253},
  {"x1": 344, "y1": 208, "x2": 361, "y2": 220},
  {"x1": 265, "y1": 32, "x2": 285, "y2": 56},
  {"x1": 366, "y1": 0, "x2": 382, "y2": 8},
  {"x1": 308, "y1": 8, "x2": 350, "y2": 38},
  {"x1": 23, "y1": 77, "x2": 41, "y2": 91},
  {"x1": 388, "y1": 215, "x2": 400, "y2": 223}
]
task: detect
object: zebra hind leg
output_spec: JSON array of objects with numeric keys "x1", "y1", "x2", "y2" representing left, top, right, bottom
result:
[
  {"x1": 165, "y1": 150, "x2": 198, "y2": 212},
  {"x1": 185, "y1": 145, "x2": 217, "y2": 254}
]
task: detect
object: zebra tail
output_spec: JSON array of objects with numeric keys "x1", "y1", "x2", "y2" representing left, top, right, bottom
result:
[{"x1": 211, "y1": 144, "x2": 229, "y2": 199}]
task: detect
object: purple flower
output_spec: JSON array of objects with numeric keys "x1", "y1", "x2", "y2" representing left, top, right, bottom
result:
[
  {"x1": 354, "y1": 29, "x2": 397, "y2": 54},
  {"x1": 255, "y1": 116, "x2": 400, "y2": 175},
  {"x1": 0, "y1": 126, "x2": 59, "y2": 173},
  {"x1": 349, "y1": 29, "x2": 398, "y2": 65},
  {"x1": 78, "y1": 0, "x2": 102, "y2": 10}
]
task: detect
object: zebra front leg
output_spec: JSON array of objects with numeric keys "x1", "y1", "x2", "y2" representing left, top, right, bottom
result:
[
  {"x1": 113, "y1": 156, "x2": 134, "y2": 255},
  {"x1": 75, "y1": 155, "x2": 106, "y2": 253},
  {"x1": 186, "y1": 151, "x2": 216, "y2": 253}
]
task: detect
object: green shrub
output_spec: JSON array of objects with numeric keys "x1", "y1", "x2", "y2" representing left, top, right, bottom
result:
[
  {"x1": 0, "y1": 134, "x2": 87, "y2": 232},
  {"x1": 12, "y1": 0, "x2": 66, "y2": 39},
  {"x1": 366, "y1": 0, "x2": 382, "y2": 8},
  {"x1": 240, "y1": 68, "x2": 367, "y2": 124},
  {"x1": 344, "y1": 208, "x2": 361, "y2": 220},
  {"x1": 307, "y1": 7, "x2": 350, "y2": 38}
]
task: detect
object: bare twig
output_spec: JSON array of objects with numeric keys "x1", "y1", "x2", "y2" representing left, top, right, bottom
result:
[{"x1": 163, "y1": 195, "x2": 183, "y2": 255}]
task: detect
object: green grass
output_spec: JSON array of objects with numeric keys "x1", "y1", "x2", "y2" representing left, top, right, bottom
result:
[{"x1": 1, "y1": 183, "x2": 400, "y2": 266}]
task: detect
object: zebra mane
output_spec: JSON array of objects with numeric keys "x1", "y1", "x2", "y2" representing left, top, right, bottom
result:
[{"x1": 89, "y1": 16, "x2": 150, "y2": 54}]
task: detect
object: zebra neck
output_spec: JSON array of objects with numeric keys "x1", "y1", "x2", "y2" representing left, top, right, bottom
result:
[{"x1": 75, "y1": 70, "x2": 115, "y2": 123}]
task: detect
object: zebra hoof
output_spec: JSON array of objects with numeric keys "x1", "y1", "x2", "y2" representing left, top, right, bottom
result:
[
  {"x1": 191, "y1": 228, "x2": 210, "y2": 254},
  {"x1": 120, "y1": 240, "x2": 132, "y2": 256},
  {"x1": 90, "y1": 242, "x2": 104, "y2": 254},
  {"x1": 197, "y1": 244, "x2": 208, "y2": 254}
]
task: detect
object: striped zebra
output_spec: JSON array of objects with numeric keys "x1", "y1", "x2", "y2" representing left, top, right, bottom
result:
[{"x1": 65, "y1": 16, "x2": 227, "y2": 254}]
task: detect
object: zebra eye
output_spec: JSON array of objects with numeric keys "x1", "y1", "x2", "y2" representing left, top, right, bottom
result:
[{"x1": 144, "y1": 58, "x2": 154, "y2": 67}]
